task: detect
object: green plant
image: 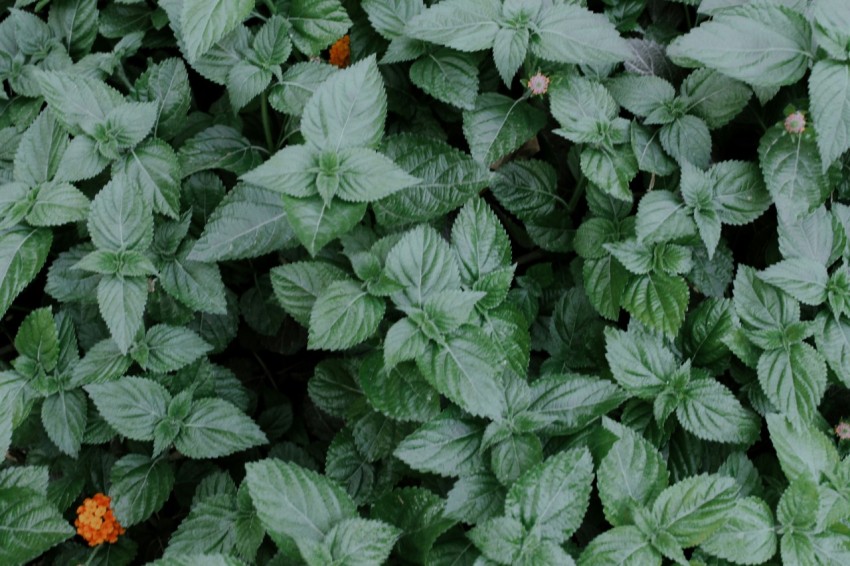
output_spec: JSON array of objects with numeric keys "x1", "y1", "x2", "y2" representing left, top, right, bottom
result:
[{"x1": 2, "y1": 0, "x2": 850, "y2": 564}]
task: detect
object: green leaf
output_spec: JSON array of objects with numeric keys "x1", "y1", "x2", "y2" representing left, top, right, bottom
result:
[
  {"x1": 26, "y1": 181, "x2": 90, "y2": 227},
  {"x1": 660, "y1": 115, "x2": 712, "y2": 169},
  {"x1": 241, "y1": 144, "x2": 318, "y2": 197},
  {"x1": 766, "y1": 414, "x2": 839, "y2": 485},
  {"x1": 812, "y1": 0, "x2": 850, "y2": 61},
  {"x1": 492, "y1": 27, "x2": 528, "y2": 87},
  {"x1": 134, "y1": 58, "x2": 192, "y2": 140},
  {"x1": 109, "y1": 454, "x2": 175, "y2": 527},
  {"x1": 758, "y1": 123, "x2": 828, "y2": 219},
  {"x1": 419, "y1": 328, "x2": 507, "y2": 420},
  {"x1": 677, "y1": 378, "x2": 760, "y2": 444},
  {"x1": 635, "y1": 190, "x2": 696, "y2": 244},
  {"x1": 374, "y1": 134, "x2": 492, "y2": 226},
  {"x1": 463, "y1": 93, "x2": 547, "y2": 165},
  {"x1": 394, "y1": 411, "x2": 485, "y2": 477},
  {"x1": 604, "y1": 326, "x2": 676, "y2": 397},
  {"x1": 0, "y1": 488, "x2": 74, "y2": 565},
  {"x1": 34, "y1": 71, "x2": 122, "y2": 133},
  {"x1": 0, "y1": 226, "x2": 52, "y2": 320},
  {"x1": 757, "y1": 342, "x2": 826, "y2": 428},
  {"x1": 529, "y1": 3, "x2": 630, "y2": 66},
  {"x1": 270, "y1": 261, "x2": 348, "y2": 325},
  {"x1": 404, "y1": 0, "x2": 500, "y2": 52},
  {"x1": 580, "y1": 146, "x2": 638, "y2": 202},
  {"x1": 268, "y1": 61, "x2": 338, "y2": 116},
  {"x1": 287, "y1": 0, "x2": 352, "y2": 56},
  {"x1": 114, "y1": 140, "x2": 182, "y2": 219},
  {"x1": 299, "y1": 517, "x2": 400, "y2": 566},
  {"x1": 504, "y1": 447, "x2": 594, "y2": 544},
  {"x1": 48, "y1": 0, "x2": 98, "y2": 58},
  {"x1": 363, "y1": 0, "x2": 425, "y2": 40},
  {"x1": 360, "y1": 356, "x2": 439, "y2": 422},
  {"x1": 189, "y1": 185, "x2": 294, "y2": 262},
  {"x1": 679, "y1": 69, "x2": 751, "y2": 129},
  {"x1": 666, "y1": 2, "x2": 811, "y2": 88},
  {"x1": 528, "y1": 373, "x2": 626, "y2": 435},
  {"x1": 578, "y1": 527, "x2": 660, "y2": 566},
  {"x1": 178, "y1": 125, "x2": 263, "y2": 177},
  {"x1": 180, "y1": 0, "x2": 254, "y2": 61},
  {"x1": 252, "y1": 15, "x2": 292, "y2": 67},
  {"x1": 14, "y1": 307, "x2": 58, "y2": 372},
  {"x1": 88, "y1": 178, "x2": 154, "y2": 253},
  {"x1": 54, "y1": 135, "x2": 111, "y2": 183},
  {"x1": 445, "y1": 472, "x2": 506, "y2": 524},
  {"x1": 490, "y1": 433, "x2": 543, "y2": 486},
  {"x1": 451, "y1": 196, "x2": 511, "y2": 286},
  {"x1": 621, "y1": 272, "x2": 689, "y2": 337},
  {"x1": 758, "y1": 258, "x2": 828, "y2": 305},
  {"x1": 174, "y1": 398, "x2": 267, "y2": 458},
  {"x1": 385, "y1": 225, "x2": 461, "y2": 308},
  {"x1": 583, "y1": 256, "x2": 630, "y2": 321},
  {"x1": 680, "y1": 298, "x2": 734, "y2": 368},
  {"x1": 550, "y1": 77, "x2": 620, "y2": 145},
  {"x1": 166, "y1": 494, "x2": 238, "y2": 556},
  {"x1": 606, "y1": 75, "x2": 676, "y2": 120},
  {"x1": 282, "y1": 194, "x2": 367, "y2": 256},
  {"x1": 160, "y1": 241, "x2": 229, "y2": 315},
  {"x1": 302, "y1": 55, "x2": 386, "y2": 151},
  {"x1": 810, "y1": 59, "x2": 850, "y2": 172},
  {"x1": 334, "y1": 147, "x2": 421, "y2": 202},
  {"x1": 467, "y1": 516, "x2": 525, "y2": 564},
  {"x1": 14, "y1": 110, "x2": 68, "y2": 188},
  {"x1": 226, "y1": 60, "x2": 273, "y2": 111},
  {"x1": 653, "y1": 474, "x2": 738, "y2": 548},
  {"x1": 245, "y1": 459, "x2": 356, "y2": 544},
  {"x1": 97, "y1": 274, "x2": 147, "y2": 355},
  {"x1": 410, "y1": 48, "x2": 479, "y2": 110},
  {"x1": 598, "y1": 425, "x2": 668, "y2": 527},
  {"x1": 144, "y1": 325, "x2": 212, "y2": 373},
  {"x1": 733, "y1": 265, "x2": 799, "y2": 331},
  {"x1": 371, "y1": 487, "x2": 456, "y2": 563},
  {"x1": 700, "y1": 496, "x2": 777, "y2": 565},
  {"x1": 86, "y1": 376, "x2": 171, "y2": 441},
  {"x1": 71, "y1": 338, "x2": 132, "y2": 387},
  {"x1": 41, "y1": 389, "x2": 86, "y2": 457},
  {"x1": 308, "y1": 280, "x2": 385, "y2": 350},
  {"x1": 631, "y1": 123, "x2": 677, "y2": 176},
  {"x1": 105, "y1": 102, "x2": 158, "y2": 149},
  {"x1": 816, "y1": 315, "x2": 850, "y2": 388}
]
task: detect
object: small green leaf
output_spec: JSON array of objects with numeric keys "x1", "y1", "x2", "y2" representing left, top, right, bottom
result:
[{"x1": 653, "y1": 474, "x2": 738, "y2": 548}]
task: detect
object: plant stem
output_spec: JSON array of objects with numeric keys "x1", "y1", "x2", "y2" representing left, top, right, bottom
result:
[
  {"x1": 567, "y1": 181, "x2": 586, "y2": 213},
  {"x1": 261, "y1": 91, "x2": 274, "y2": 153}
]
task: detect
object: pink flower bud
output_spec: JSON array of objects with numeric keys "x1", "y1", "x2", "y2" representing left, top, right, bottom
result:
[
  {"x1": 527, "y1": 72, "x2": 550, "y2": 96},
  {"x1": 784, "y1": 111, "x2": 806, "y2": 134}
]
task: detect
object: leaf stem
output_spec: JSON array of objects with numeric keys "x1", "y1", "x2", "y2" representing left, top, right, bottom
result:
[
  {"x1": 567, "y1": 181, "x2": 586, "y2": 213},
  {"x1": 261, "y1": 91, "x2": 275, "y2": 153}
]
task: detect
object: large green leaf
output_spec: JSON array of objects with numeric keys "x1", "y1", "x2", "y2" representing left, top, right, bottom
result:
[
  {"x1": 109, "y1": 454, "x2": 175, "y2": 527},
  {"x1": 409, "y1": 48, "x2": 479, "y2": 110},
  {"x1": 757, "y1": 343, "x2": 827, "y2": 427},
  {"x1": 404, "y1": 0, "x2": 501, "y2": 52},
  {"x1": 667, "y1": 2, "x2": 812, "y2": 88},
  {"x1": 86, "y1": 377, "x2": 171, "y2": 441},
  {"x1": 0, "y1": 488, "x2": 74, "y2": 564},
  {"x1": 652, "y1": 474, "x2": 738, "y2": 548},
  {"x1": 180, "y1": 0, "x2": 254, "y2": 61},
  {"x1": 308, "y1": 280, "x2": 385, "y2": 350},
  {"x1": 394, "y1": 411, "x2": 484, "y2": 477},
  {"x1": 0, "y1": 227, "x2": 52, "y2": 320},
  {"x1": 621, "y1": 272, "x2": 689, "y2": 337},
  {"x1": 810, "y1": 59, "x2": 850, "y2": 171},
  {"x1": 174, "y1": 398, "x2": 267, "y2": 458},
  {"x1": 463, "y1": 93, "x2": 547, "y2": 165},
  {"x1": 529, "y1": 2, "x2": 630, "y2": 66}
]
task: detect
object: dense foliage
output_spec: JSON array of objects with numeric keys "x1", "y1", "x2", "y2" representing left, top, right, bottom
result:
[{"x1": 2, "y1": 0, "x2": 850, "y2": 564}]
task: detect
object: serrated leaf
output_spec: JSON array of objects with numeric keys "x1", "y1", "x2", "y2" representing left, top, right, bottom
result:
[
  {"x1": 463, "y1": 93, "x2": 546, "y2": 165},
  {"x1": 680, "y1": 69, "x2": 751, "y2": 129},
  {"x1": 810, "y1": 59, "x2": 850, "y2": 172},
  {"x1": 677, "y1": 378, "x2": 760, "y2": 444},
  {"x1": 700, "y1": 496, "x2": 777, "y2": 565},
  {"x1": 34, "y1": 71, "x2": 122, "y2": 133},
  {"x1": 245, "y1": 459, "x2": 356, "y2": 544},
  {"x1": 734, "y1": 265, "x2": 799, "y2": 332},
  {"x1": 308, "y1": 280, "x2": 384, "y2": 350},
  {"x1": 451, "y1": 196, "x2": 511, "y2": 285},
  {"x1": 404, "y1": 0, "x2": 500, "y2": 52},
  {"x1": 160, "y1": 241, "x2": 228, "y2": 315},
  {"x1": 26, "y1": 181, "x2": 90, "y2": 227},
  {"x1": 529, "y1": 2, "x2": 630, "y2": 66},
  {"x1": 287, "y1": 0, "x2": 352, "y2": 56},
  {"x1": 48, "y1": 0, "x2": 98, "y2": 58},
  {"x1": 302, "y1": 55, "x2": 386, "y2": 151},
  {"x1": 578, "y1": 526, "x2": 659, "y2": 566},
  {"x1": 528, "y1": 373, "x2": 625, "y2": 435},
  {"x1": 166, "y1": 494, "x2": 238, "y2": 557},
  {"x1": 758, "y1": 258, "x2": 828, "y2": 305},
  {"x1": 598, "y1": 425, "x2": 668, "y2": 527},
  {"x1": 174, "y1": 398, "x2": 266, "y2": 458},
  {"x1": 766, "y1": 414, "x2": 839, "y2": 485},
  {"x1": 41, "y1": 389, "x2": 86, "y2": 457},
  {"x1": 282, "y1": 194, "x2": 366, "y2": 256},
  {"x1": 110, "y1": 454, "x2": 175, "y2": 527},
  {"x1": 88, "y1": 178, "x2": 154, "y2": 252},
  {"x1": 0, "y1": 226, "x2": 52, "y2": 320},
  {"x1": 335, "y1": 147, "x2": 421, "y2": 202},
  {"x1": 268, "y1": 61, "x2": 338, "y2": 116},
  {"x1": 621, "y1": 272, "x2": 689, "y2": 337},
  {"x1": 758, "y1": 124, "x2": 828, "y2": 220},
  {"x1": 419, "y1": 328, "x2": 507, "y2": 420},
  {"x1": 178, "y1": 125, "x2": 262, "y2": 177},
  {"x1": 504, "y1": 447, "x2": 594, "y2": 544},
  {"x1": 299, "y1": 517, "x2": 400, "y2": 566},
  {"x1": 270, "y1": 261, "x2": 348, "y2": 325},
  {"x1": 666, "y1": 3, "x2": 811, "y2": 88},
  {"x1": 114, "y1": 140, "x2": 182, "y2": 219},
  {"x1": 445, "y1": 472, "x2": 506, "y2": 525},
  {"x1": 757, "y1": 342, "x2": 826, "y2": 428},
  {"x1": 86, "y1": 376, "x2": 171, "y2": 441},
  {"x1": 410, "y1": 48, "x2": 479, "y2": 110},
  {"x1": 371, "y1": 487, "x2": 456, "y2": 563},
  {"x1": 0, "y1": 488, "x2": 74, "y2": 565},
  {"x1": 144, "y1": 325, "x2": 211, "y2": 373},
  {"x1": 97, "y1": 275, "x2": 147, "y2": 355},
  {"x1": 395, "y1": 411, "x2": 484, "y2": 477},
  {"x1": 653, "y1": 474, "x2": 738, "y2": 548},
  {"x1": 189, "y1": 185, "x2": 294, "y2": 262},
  {"x1": 14, "y1": 110, "x2": 67, "y2": 188},
  {"x1": 660, "y1": 115, "x2": 712, "y2": 169},
  {"x1": 180, "y1": 0, "x2": 254, "y2": 61}
]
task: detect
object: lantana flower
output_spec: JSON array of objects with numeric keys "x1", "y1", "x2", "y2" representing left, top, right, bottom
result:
[
  {"x1": 527, "y1": 72, "x2": 550, "y2": 96},
  {"x1": 75, "y1": 493, "x2": 126, "y2": 547},
  {"x1": 784, "y1": 110, "x2": 806, "y2": 134},
  {"x1": 329, "y1": 35, "x2": 351, "y2": 68}
]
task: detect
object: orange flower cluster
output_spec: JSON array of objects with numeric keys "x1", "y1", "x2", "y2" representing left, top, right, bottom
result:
[
  {"x1": 329, "y1": 35, "x2": 351, "y2": 68},
  {"x1": 75, "y1": 493, "x2": 125, "y2": 547}
]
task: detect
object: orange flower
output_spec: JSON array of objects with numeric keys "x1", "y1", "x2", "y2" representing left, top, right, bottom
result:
[
  {"x1": 75, "y1": 493, "x2": 125, "y2": 547},
  {"x1": 329, "y1": 35, "x2": 351, "y2": 68}
]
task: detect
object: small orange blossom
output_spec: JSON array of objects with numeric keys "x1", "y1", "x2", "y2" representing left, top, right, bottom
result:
[
  {"x1": 75, "y1": 493, "x2": 125, "y2": 547},
  {"x1": 329, "y1": 35, "x2": 351, "y2": 68}
]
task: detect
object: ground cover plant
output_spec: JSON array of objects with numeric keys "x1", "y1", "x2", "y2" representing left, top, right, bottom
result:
[{"x1": 3, "y1": 0, "x2": 850, "y2": 564}]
